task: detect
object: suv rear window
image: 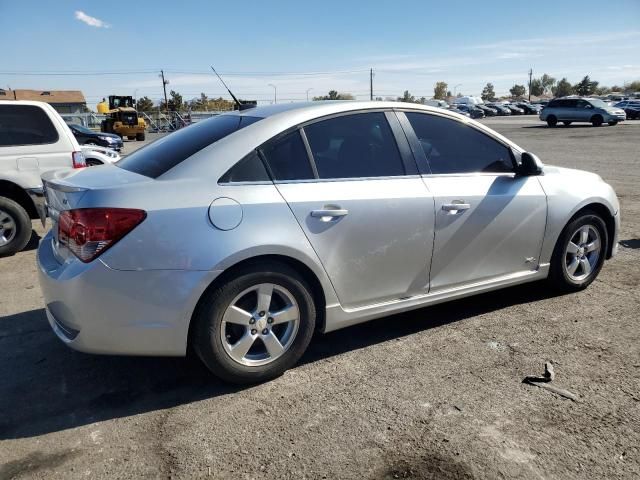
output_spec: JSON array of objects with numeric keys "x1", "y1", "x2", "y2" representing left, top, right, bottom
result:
[
  {"x1": 0, "y1": 105, "x2": 59, "y2": 147},
  {"x1": 117, "y1": 114, "x2": 262, "y2": 178}
]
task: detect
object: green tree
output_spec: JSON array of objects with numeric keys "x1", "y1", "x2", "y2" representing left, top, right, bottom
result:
[
  {"x1": 313, "y1": 90, "x2": 355, "y2": 100},
  {"x1": 433, "y1": 82, "x2": 448, "y2": 100},
  {"x1": 529, "y1": 79, "x2": 544, "y2": 97},
  {"x1": 481, "y1": 83, "x2": 496, "y2": 101},
  {"x1": 574, "y1": 76, "x2": 598, "y2": 96},
  {"x1": 397, "y1": 90, "x2": 416, "y2": 103},
  {"x1": 509, "y1": 84, "x2": 526, "y2": 98},
  {"x1": 595, "y1": 86, "x2": 611, "y2": 95},
  {"x1": 552, "y1": 78, "x2": 574, "y2": 97},
  {"x1": 136, "y1": 96, "x2": 155, "y2": 112},
  {"x1": 624, "y1": 80, "x2": 640, "y2": 93}
]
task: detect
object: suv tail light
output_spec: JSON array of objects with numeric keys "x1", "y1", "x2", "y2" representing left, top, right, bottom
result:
[
  {"x1": 58, "y1": 208, "x2": 146, "y2": 262},
  {"x1": 72, "y1": 151, "x2": 86, "y2": 169}
]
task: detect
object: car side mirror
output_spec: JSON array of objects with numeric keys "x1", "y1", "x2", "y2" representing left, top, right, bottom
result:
[{"x1": 518, "y1": 152, "x2": 543, "y2": 176}]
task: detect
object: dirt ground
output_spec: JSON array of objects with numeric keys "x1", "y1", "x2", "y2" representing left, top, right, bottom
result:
[{"x1": 0, "y1": 116, "x2": 638, "y2": 479}]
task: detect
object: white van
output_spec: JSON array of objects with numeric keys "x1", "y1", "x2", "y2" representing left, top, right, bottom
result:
[{"x1": 0, "y1": 101, "x2": 86, "y2": 255}]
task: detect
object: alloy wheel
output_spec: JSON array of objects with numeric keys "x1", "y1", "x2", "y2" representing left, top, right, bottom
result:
[
  {"x1": 220, "y1": 283, "x2": 300, "y2": 367},
  {"x1": 0, "y1": 209, "x2": 17, "y2": 247},
  {"x1": 564, "y1": 225, "x2": 601, "y2": 282}
]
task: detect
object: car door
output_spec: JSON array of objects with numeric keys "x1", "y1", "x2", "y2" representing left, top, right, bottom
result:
[
  {"x1": 575, "y1": 99, "x2": 593, "y2": 121},
  {"x1": 399, "y1": 111, "x2": 547, "y2": 292},
  {"x1": 261, "y1": 111, "x2": 435, "y2": 309}
]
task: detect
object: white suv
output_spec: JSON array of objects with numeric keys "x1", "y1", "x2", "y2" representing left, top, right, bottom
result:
[{"x1": 0, "y1": 100, "x2": 87, "y2": 255}]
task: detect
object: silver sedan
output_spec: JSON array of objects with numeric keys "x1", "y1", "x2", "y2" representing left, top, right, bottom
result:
[{"x1": 37, "y1": 101, "x2": 620, "y2": 383}]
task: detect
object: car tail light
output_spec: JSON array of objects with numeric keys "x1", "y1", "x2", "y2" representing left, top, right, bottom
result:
[
  {"x1": 58, "y1": 208, "x2": 146, "y2": 262},
  {"x1": 72, "y1": 151, "x2": 86, "y2": 169}
]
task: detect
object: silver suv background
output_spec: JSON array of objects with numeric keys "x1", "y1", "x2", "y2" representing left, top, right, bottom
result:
[{"x1": 540, "y1": 97, "x2": 626, "y2": 127}]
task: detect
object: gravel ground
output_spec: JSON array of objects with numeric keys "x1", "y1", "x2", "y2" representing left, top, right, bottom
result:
[{"x1": 1, "y1": 116, "x2": 638, "y2": 480}]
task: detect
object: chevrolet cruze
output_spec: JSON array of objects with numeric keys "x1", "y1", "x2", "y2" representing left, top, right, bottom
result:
[{"x1": 37, "y1": 101, "x2": 620, "y2": 383}]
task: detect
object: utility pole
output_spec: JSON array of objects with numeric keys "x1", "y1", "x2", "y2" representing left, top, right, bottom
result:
[
  {"x1": 528, "y1": 68, "x2": 533, "y2": 102},
  {"x1": 160, "y1": 70, "x2": 169, "y2": 111},
  {"x1": 370, "y1": 68, "x2": 374, "y2": 100}
]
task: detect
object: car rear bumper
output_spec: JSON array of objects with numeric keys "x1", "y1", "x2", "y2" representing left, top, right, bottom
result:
[{"x1": 37, "y1": 231, "x2": 220, "y2": 356}]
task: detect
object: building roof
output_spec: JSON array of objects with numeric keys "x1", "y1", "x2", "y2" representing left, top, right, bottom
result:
[{"x1": 3, "y1": 89, "x2": 86, "y2": 104}]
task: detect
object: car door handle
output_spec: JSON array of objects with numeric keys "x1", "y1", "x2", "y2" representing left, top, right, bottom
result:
[
  {"x1": 442, "y1": 202, "x2": 471, "y2": 213},
  {"x1": 311, "y1": 207, "x2": 349, "y2": 221}
]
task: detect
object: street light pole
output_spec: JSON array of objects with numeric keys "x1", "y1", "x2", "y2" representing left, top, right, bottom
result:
[
  {"x1": 454, "y1": 84, "x2": 462, "y2": 97},
  {"x1": 306, "y1": 88, "x2": 313, "y2": 101},
  {"x1": 268, "y1": 84, "x2": 277, "y2": 104}
]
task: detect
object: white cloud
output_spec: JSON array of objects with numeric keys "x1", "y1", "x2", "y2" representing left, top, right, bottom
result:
[{"x1": 74, "y1": 11, "x2": 110, "y2": 28}]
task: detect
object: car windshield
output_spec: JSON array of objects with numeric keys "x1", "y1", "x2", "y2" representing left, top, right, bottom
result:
[
  {"x1": 588, "y1": 99, "x2": 608, "y2": 108},
  {"x1": 69, "y1": 124, "x2": 94, "y2": 135}
]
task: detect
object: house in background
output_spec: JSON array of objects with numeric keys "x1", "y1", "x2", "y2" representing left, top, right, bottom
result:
[{"x1": 0, "y1": 89, "x2": 87, "y2": 114}]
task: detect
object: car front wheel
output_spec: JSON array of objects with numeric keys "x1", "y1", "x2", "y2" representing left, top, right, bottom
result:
[
  {"x1": 193, "y1": 262, "x2": 316, "y2": 384},
  {"x1": 548, "y1": 211, "x2": 607, "y2": 292}
]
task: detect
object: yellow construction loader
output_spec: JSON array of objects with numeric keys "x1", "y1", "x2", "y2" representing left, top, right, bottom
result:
[{"x1": 97, "y1": 96, "x2": 146, "y2": 141}]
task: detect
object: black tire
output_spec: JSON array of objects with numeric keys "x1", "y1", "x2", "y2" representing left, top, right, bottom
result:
[
  {"x1": 0, "y1": 197, "x2": 32, "y2": 257},
  {"x1": 548, "y1": 210, "x2": 608, "y2": 292},
  {"x1": 127, "y1": 135, "x2": 135, "y2": 140},
  {"x1": 562, "y1": 121, "x2": 572, "y2": 126},
  {"x1": 546, "y1": 116, "x2": 557, "y2": 127},
  {"x1": 193, "y1": 262, "x2": 316, "y2": 384},
  {"x1": 608, "y1": 121, "x2": 618, "y2": 126},
  {"x1": 591, "y1": 115, "x2": 603, "y2": 127},
  {"x1": 136, "y1": 133, "x2": 145, "y2": 141}
]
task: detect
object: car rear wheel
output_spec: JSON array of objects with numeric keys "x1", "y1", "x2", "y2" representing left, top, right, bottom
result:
[
  {"x1": 193, "y1": 262, "x2": 316, "y2": 384},
  {"x1": 562, "y1": 121, "x2": 572, "y2": 126},
  {"x1": 591, "y1": 115, "x2": 604, "y2": 127},
  {"x1": 0, "y1": 197, "x2": 31, "y2": 257},
  {"x1": 548, "y1": 211, "x2": 607, "y2": 292},
  {"x1": 136, "y1": 133, "x2": 145, "y2": 141},
  {"x1": 546, "y1": 116, "x2": 557, "y2": 127}
]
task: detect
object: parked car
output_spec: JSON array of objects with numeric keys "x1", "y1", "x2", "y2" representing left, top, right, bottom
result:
[
  {"x1": 540, "y1": 98, "x2": 626, "y2": 127},
  {"x1": 448, "y1": 107, "x2": 471, "y2": 117},
  {"x1": 515, "y1": 103, "x2": 541, "y2": 115},
  {"x1": 503, "y1": 104, "x2": 525, "y2": 115},
  {"x1": 0, "y1": 100, "x2": 87, "y2": 255},
  {"x1": 453, "y1": 103, "x2": 485, "y2": 119},
  {"x1": 37, "y1": 102, "x2": 620, "y2": 384},
  {"x1": 475, "y1": 105, "x2": 497, "y2": 116},
  {"x1": 614, "y1": 101, "x2": 640, "y2": 120},
  {"x1": 487, "y1": 104, "x2": 512, "y2": 116},
  {"x1": 81, "y1": 145, "x2": 121, "y2": 165},
  {"x1": 68, "y1": 123, "x2": 123, "y2": 151}
]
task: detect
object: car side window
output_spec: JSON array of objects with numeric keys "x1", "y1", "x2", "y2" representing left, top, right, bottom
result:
[
  {"x1": 303, "y1": 112, "x2": 405, "y2": 179},
  {"x1": 576, "y1": 100, "x2": 591, "y2": 109},
  {"x1": 405, "y1": 112, "x2": 514, "y2": 175},
  {"x1": 259, "y1": 130, "x2": 314, "y2": 181},
  {"x1": 0, "y1": 105, "x2": 59, "y2": 147},
  {"x1": 219, "y1": 150, "x2": 271, "y2": 183}
]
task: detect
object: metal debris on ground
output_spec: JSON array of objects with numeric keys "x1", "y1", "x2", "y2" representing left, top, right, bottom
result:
[{"x1": 523, "y1": 362, "x2": 578, "y2": 402}]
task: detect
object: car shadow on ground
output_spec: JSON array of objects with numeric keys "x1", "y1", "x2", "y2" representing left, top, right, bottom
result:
[
  {"x1": 0, "y1": 282, "x2": 565, "y2": 440},
  {"x1": 522, "y1": 125, "x2": 602, "y2": 129}
]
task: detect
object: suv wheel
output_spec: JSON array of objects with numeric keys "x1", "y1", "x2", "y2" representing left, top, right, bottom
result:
[
  {"x1": 548, "y1": 211, "x2": 607, "y2": 292},
  {"x1": 193, "y1": 262, "x2": 316, "y2": 384},
  {"x1": 0, "y1": 197, "x2": 31, "y2": 256},
  {"x1": 591, "y1": 115, "x2": 604, "y2": 127},
  {"x1": 546, "y1": 116, "x2": 557, "y2": 127}
]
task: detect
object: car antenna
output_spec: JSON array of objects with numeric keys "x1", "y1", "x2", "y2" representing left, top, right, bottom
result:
[{"x1": 210, "y1": 66, "x2": 253, "y2": 110}]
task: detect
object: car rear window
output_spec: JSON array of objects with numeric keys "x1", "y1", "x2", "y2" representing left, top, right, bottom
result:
[
  {"x1": 117, "y1": 114, "x2": 262, "y2": 178},
  {"x1": 0, "y1": 104, "x2": 59, "y2": 147}
]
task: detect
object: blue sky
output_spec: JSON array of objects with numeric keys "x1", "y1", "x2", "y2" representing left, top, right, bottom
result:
[{"x1": 1, "y1": 0, "x2": 639, "y2": 106}]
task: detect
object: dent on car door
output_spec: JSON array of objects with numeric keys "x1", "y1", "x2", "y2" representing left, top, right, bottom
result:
[
  {"x1": 262, "y1": 112, "x2": 435, "y2": 309},
  {"x1": 400, "y1": 111, "x2": 547, "y2": 291}
]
